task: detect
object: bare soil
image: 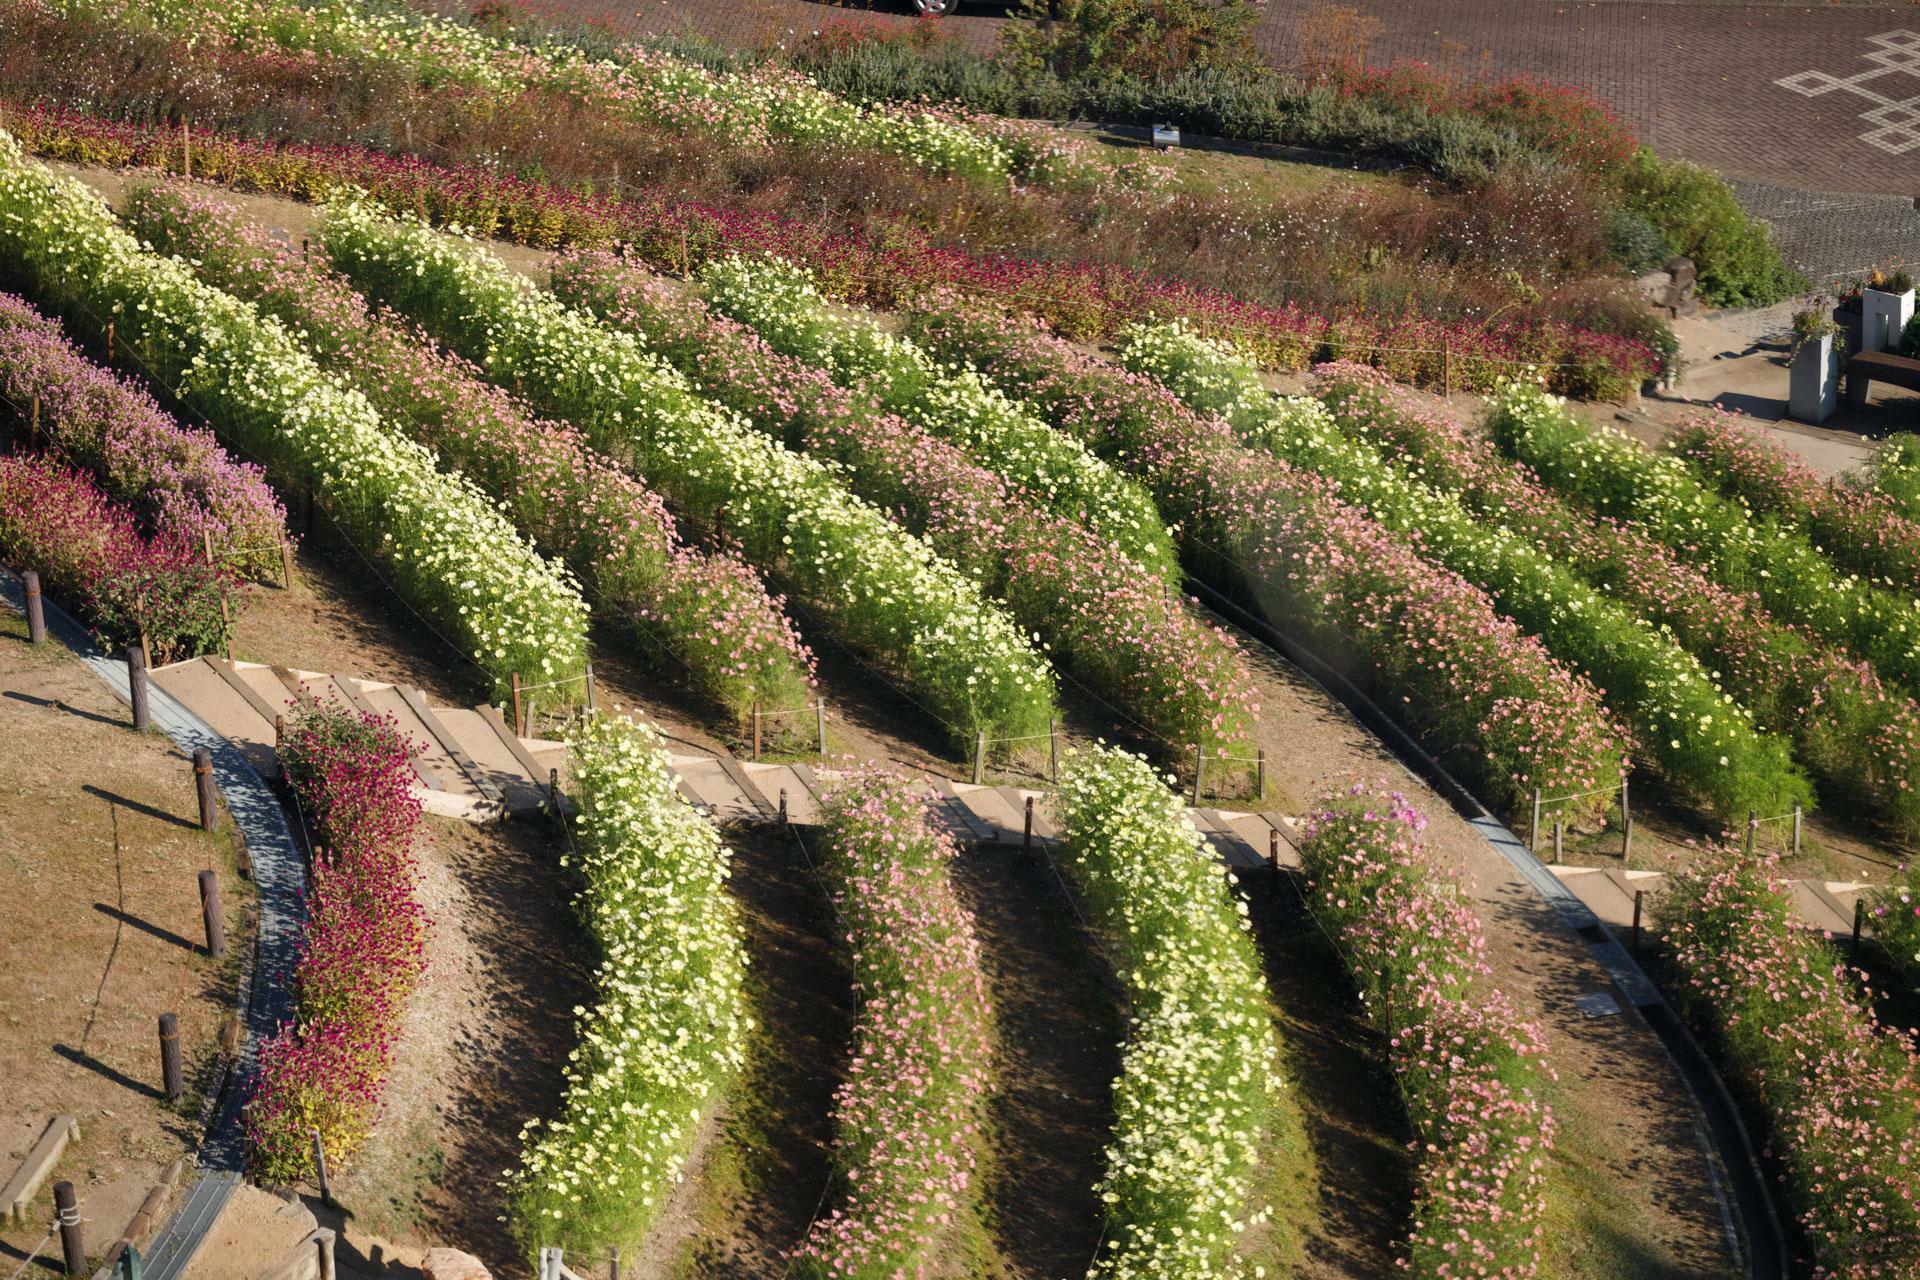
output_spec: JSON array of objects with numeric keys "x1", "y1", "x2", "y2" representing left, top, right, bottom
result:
[{"x1": 0, "y1": 608, "x2": 253, "y2": 1272}]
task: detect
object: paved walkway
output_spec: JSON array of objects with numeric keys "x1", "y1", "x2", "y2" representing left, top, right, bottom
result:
[{"x1": 508, "y1": 0, "x2": 1920, "y2": 201}]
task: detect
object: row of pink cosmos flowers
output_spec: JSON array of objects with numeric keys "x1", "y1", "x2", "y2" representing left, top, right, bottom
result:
[
  {"x1": 0, "y1": 291, "x2": 281, "y2": 660},
  {"x1": 1, "y1": 100, "x2": 1660, "y2": 404}
]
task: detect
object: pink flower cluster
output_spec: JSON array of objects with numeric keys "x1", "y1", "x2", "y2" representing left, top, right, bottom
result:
[
  {"x1": 1312, "y1": 361, "x2": 1920, "y2": 838},
  {"x1": 551, "y1": 250, "x2": 1260, "y2": 759},
  {"x1": 902, "y1": 300, "x2": 1626, "y2": 820},
  {"x1": 1300, "y1": 784, "x2": 1556, "y2": 1278},
  {"x1": 792, "y1": 766, "x2": 993, "y2": 1280},
  {"x1": 1672, "y1": 408, "x2": 1920, "y2": 593},
  {"x1": 1661, "y1": 849, "x2": 1920, "y2": 1278},
  {"x1": 246, "y1": 705, "x2": 428, "y2": 1184},
  {"x1": 1, "y1": 100, "x2": 1658, "y2": 401},
  {"x1": 0, "y1": 451, "x2": 245, "y2": 662},
  {"x1": 0, "y1": 291, "x2": 287, "y2": 579},
  {"x1": 125, "y1": 181, "x2": 816, "y2": 721}
]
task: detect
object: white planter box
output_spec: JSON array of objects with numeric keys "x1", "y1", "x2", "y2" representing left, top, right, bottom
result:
[
  {"x1": 1789, "y1": 333, "x2": 1841, "y2": 424},
  {"x1": 1863, "y1": 286, "x2": 1915, "y2": 353}
]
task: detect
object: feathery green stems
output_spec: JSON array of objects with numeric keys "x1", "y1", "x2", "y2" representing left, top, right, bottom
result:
[
  {"x1": 0, "y1": 133, "x2": 588, "y2": 706},
  {"x1": 319, "y1": 199, "x2": 1056, "y2": 748},
  {"x1": 698, "y1": 255, "x2": 1183, "y2": 583},
  {"x1": 506, "y1": 711, "x2": 748, "y2": 1259},
  {"x1": 1053, "y1": 746, "x2": 1290, "y2": 1280},
  {"x1": 1127, "y1": 321, "x2": 1808, "y2": 822}
]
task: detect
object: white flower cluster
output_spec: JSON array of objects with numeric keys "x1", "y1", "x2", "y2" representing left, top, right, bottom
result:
[
  {"x1": 700, "y1": 255, "x2": 1183, "y2": 581},
  {"x1": 0, "y1": 132, "x2": 589, "y2": 700},
  {"x1": 1053, "y1": 746, "x2": 1281, "y2": 1280},
  {"x1": 506, "y1": 711, "x2": 748, "y2": 1256},
  {"x1": 319, "y1": 200, "x2": 1055, "y2": 745}
]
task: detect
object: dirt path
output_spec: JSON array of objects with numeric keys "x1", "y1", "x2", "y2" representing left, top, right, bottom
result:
[
  {"x1": 655, "y1": 825, "x2": 853, "y2": 1280},
  {"x1": 954, "y1": 846, "x2": 1120, "y2": 1280}
]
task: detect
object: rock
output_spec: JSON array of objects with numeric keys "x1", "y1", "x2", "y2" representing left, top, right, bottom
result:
[{"x1": 422, "y1": 1248, "x2": 493, "y2": 1280}]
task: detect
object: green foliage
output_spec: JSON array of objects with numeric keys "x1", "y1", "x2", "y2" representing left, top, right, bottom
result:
[
  {"x1": 1605, "y1": 208, "x2": 1674, "y2": 276},
  {"x1": 1620, "y1": 150, "x2": 1804, "y2": 308},
  {"x1": 1901, "y1": 312, "x2": 1920, "y2": 359},
  {"x1": 1000, "y1": 0, "x2": 1263, "y2": 86}
]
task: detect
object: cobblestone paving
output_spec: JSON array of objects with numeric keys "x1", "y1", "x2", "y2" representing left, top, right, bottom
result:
[{"x1": 507, "y1": 0, "x2": 1919, "y2": 199}]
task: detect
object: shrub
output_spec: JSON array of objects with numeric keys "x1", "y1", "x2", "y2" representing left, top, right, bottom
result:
[
  {"x1": 1660, "y1": 849, "x2": 1920, "y2": 1278},
  {"x1": 1605, "y1": 208, "x2": 1673, "y2": 275},
  {"x1": 505, "y1": 711, "x2": 748, "y2": 1259},
  {"x1": 0, "y1": 131, "x2": 591, "y2": 708},
  {"x1": 1300, "y1": 784, "x2": 1555, "y2": 1276},
  {"x1": 320, "y1": 198, "x2": 1057, "y2": 749},
  {"x1": 246, "y1": 704, "x2": 426, "y2": 1183},
  {"x1": 999, "y1": 0, "x2": 1263, "y2": 86},
  {"x1": 0, "y1": 291, "x2": 287, "y2": 580},
  {"x1": 792, "y1": 766, "x2": 993, "y2": 1279},
  {"x1": 1901, "y1": 312, "x2": 1920, "y2": 359},
  {"x1": 0, "y1": 452, "x2": 240, "y2": 661},
  {"x1": 1052, "y1": 745, "x2": 1285, "y2": 1279},
  {"x1": 125, "y1": 180, "x2": 815, "y2": 722},
  {"x1": 1620, "y1": 150, "x2": 1804, "y2": 308}
]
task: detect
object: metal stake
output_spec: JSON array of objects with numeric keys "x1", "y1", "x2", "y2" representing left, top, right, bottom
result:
[
  {"x1": 1047, "y1": 717, "x2": 1058, "y2": 782},
  {"x1": 1792, "y1": 804, "x2": 1803, "y2": 857},
  {"x1": 1529, "y1": 787, "x2": 1541, "y2": 851},
  {"x1": 1023, "y1": 795, "x2": 1034, "y2": 852},
  {"x1": 778, "y1": 787, "x2": 788, "y2": 826},
  {"x1": 312, "y1": 1128, "x2": 332, "y2": 1204},
  {"x1": 1745, "y1": 808, "x2": 1757, "y2": 857},
  {"x1": 584, "y1": 660, "x2": 597, "y2": 712},
  {"x1": 751, "y1": 705, "x2": 762, "y2": 762},
  {"x1": 1551, "y1": 820, "x2": 1562, "y2": 866},
  {"x1": 511, "y1": 672, "x2": 526, "y2": 738},
  {"x1": 1853, "y1": 897, "x2": 1866, "y2": 954},
  {"x1": 1254, "y1": 747, "x2": 1266, "y2": 802},
  {"x1": 1268, "y1": 827, "x2": 1281, "y2": 877},
  {"x1": 972, "y1": 730, "x2": 987, "y2": 785},
  {"x1": 816, "y1": 700, "x2": 826, "y2": 759},
  {"x1": 1191, "y1": 743, "x2": 1204, "y2": 806},
  {"x1": 1631, "y1": 889, "x2": 1644, "y2": 949},
  {"x1": 54, "y1": 1180, "x2": 84, "y2": 1277}
]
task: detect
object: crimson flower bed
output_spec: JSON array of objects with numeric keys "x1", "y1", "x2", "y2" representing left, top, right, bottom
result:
[
  {"x1": 0, "y1": 451, "x2": 244, "y2": 661},
  {"x1": 0, "y1": 101, "x2": 1656, "y2": 401},
  {"x1": 0, "y1": 290, "x2": 287, "y2": 580},
  {"x1": 245, "y1": 704, "x2": 428, "y2": 1183}
]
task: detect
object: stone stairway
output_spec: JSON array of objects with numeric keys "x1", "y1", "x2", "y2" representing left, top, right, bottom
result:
[
  {"x1": 149, "y1": 656, "x2": 564, "y2": 821},
  {"x1": 1552, "y1": 865, "x2": 1875, "y2": 939}
]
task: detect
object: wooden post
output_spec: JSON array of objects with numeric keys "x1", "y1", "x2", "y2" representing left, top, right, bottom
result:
[
  {"x1": 197, "y1": 870, "x2": 224, "y2": 958},
  {"x1": 312, "y1": 1129, "x2": 331, "y2": 1204},
  {"x1": 301, "y1": 236, "x2": 309, "y2": 263},
  {"x1": 816, "y1": 700, "x2": 827, "y2": 760},
  {"x1": 181, "y1": 117, "x2": 191, "y2": 178},
  {"x1": 1792, "y1": 805, "x2": 1803, "y2": 857},
  {"x1": 1254, "y1": 747, "x2": 1266, "y2": 802},
  {"x1": 128, "y1": 646, "x2": 152, "y2": 732},
  {"x1": 193, "y1": 748, "x2": 218, "y2": 832},
  {"x1": 1622, "y1": 816, "x2": 1633, "y2": 859},
  {"x1": 106, "y1": 319, "x2": 115, "y2": 361},
  {"x1": 403, "y1": 119, "x2": 413, "y2": 151},
  {"x1": 1853, "y1": 897, "x2": 1866, "y2": 954},
  {"x1": 1441, "y1": 336, "x2": 1452, "y2": 398},
  {"x1": 1047, "y1": 717, "x2": 1058, "y2": 782},
  {"x1": 158, "y1": 1013, "x2": 182, "y2": 1103},
  {"x1": 1192, "y1": 743, "x2": 1204, "y2": 806},
  {"x1": 585, "y1": 660, "x2": 597, "y2": 712},
  {"x1": 1745, "y1": 808, "x2": 1757, "y2": 857},
  {"x1": 273, "y1": 714, "x2": 285, "y2": 775},
  {"x1": 973, "y1": 729, "x2": 987, "y2": 785},
  {"x1": 547, "y1": 767, "x2": 559, "y2": 814},
  {"x1": 1023, "y1": 795, "x2": 1034, "y2": 853},
  {"x1": 610, "y1": 1246, "x2": 621, "y2": 1280},
  {"x1": 751, "y1": 705, "x2": 762, "y2": 762},
  {"x1": 53, "y1": 1180, "x2": 84, "y2": 1277},
  {"x1": 1268, "y1": 827, "x2": 1281, "y2": 877},
  {"x1": 23, "y1": 569, "x2": 45, "y2": 644},
  {"x1": 511, "y1": 672, "x2": 525, "y2": 738},
  {"x1": 280, "y1": 540, "x2": 295, "y2": 590},
  {"x1": 778, "y1": 787, "x2": 788, "y2": 826},
  {"x1": 1619, "y1": 761, "x2": 1630, "y2": 826},
  {"x1": 1631, "y1": 889, "x2": 1644, "y2": 949},
  {"x1": 1529, "y1": 787, "x2": 1541, "y2": 852},
  {"x1": 1551, "y1": 820, "x2": 1562, "y2": 866},
  {"x1": 29, "y1": 394, "x2": 39, "y2": 445}
]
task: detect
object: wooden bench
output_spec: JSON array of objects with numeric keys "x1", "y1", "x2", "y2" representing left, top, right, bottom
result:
[{"x1": 1845, "y1": 349, "x2": 1920, "y2": 410}]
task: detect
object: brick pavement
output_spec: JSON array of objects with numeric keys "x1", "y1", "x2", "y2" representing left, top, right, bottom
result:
[{"x1": 496, "y1": 0, "x2": 1919, "y2": 198}]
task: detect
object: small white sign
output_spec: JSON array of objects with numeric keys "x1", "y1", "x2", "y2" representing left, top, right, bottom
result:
[{"x1": 1151, "y1": 124, "x2": 1181, "y2": 149}]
